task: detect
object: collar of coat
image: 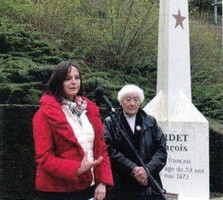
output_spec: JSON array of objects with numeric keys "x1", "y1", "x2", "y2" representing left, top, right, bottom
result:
[
  {"x1": 38, "y1": 93, "x2": 101, "y2": 145},
  {"x1": 115, "y1": 108, "x2": 155, "y2": 129}
]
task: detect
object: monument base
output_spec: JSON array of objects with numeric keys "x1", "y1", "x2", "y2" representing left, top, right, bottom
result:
[{"x1": 144, "y1": 91, "x2": 209, "y2": 200}]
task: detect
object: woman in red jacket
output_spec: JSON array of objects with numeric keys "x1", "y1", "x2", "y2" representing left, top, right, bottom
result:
[{"x1": 33, "y1": 61, "x2": 113, "y2": 200}]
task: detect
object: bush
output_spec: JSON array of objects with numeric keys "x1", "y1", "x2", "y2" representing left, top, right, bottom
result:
[
  {"x1": 190, "y1": 19, "x2": 223, "y2": 120},
  {"x1": 0, "y1": 0, "x2": 159, "y2": 71}
]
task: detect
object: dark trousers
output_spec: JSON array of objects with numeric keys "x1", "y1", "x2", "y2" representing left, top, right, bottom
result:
[{"x1": 36, "y1": 186, "x2": 95, "y2": 200}]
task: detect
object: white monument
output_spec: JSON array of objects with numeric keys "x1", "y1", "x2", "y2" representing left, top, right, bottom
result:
[{"x1": 144, "y1": 0, "x2": 209, "y2": 200}]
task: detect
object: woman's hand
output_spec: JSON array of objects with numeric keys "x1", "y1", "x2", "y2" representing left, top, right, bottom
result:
[
  {"x1": 132, "y1": 166, "x2": 148, "y2": 186},
  {"x1": 94, "y1": 183, "x2": 106, "y2": 200},
  {"x1": 77, "y1": 152, "x2": 103, "y2": 176}
]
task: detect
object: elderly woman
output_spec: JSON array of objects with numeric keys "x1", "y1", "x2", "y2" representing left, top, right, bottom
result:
[
  {"x1": 104, "y1": 84, "x2": 167, "y2": 200},
  {"x1": 33, "y1": 61, "x2": 113, "y2": 200}
]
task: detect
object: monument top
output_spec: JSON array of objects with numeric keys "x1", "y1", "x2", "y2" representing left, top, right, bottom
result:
[{"x1": 156, "y1": 0, "x2": 191, "y2": 117}]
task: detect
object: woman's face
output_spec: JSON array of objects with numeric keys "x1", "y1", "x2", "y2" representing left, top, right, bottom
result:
[
  {"x1": 121, "y1": 92, "x2": 140, "y2": 116},
  {"x1": 63, "y1": 66, "x2": 81, "y2": 100}
]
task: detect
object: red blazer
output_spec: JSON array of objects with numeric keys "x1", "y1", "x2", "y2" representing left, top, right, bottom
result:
[{"x1": 33, "y1": 94, "x2": 113, "y2": 192}]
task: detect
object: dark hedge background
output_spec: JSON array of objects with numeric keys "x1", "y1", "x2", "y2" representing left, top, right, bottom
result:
[{"x1": 0, "y1": 105, "x2": 38, "y2": 200}]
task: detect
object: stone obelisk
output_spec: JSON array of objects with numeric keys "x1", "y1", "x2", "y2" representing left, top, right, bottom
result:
[{"x1": 144, "y1": 0, "x2": 209, "y2": 200}]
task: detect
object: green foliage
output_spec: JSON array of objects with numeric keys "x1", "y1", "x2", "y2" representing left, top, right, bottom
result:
[
  {"x1": 189, "y1": 0, "x2": 214, "y2": 14},
  {"x1": 0, "y1": 0, "x2": 159, "y2": 106},
  {"x1": 190, "y1": 19, "x2": 223, "y2": 120},
  {"x1": 0, "y1": 82, "x2": 42, "y2": 104},
  {"x1": 192, "y1": 69, "x2": 223, "y2": 120},
  {"x1": 0, "y1": 55, "x2": 55, "y2": 104},
  {"x1": 0, "y1": 16, "x2": 82, "y2": 104},
  {"x1": 0, "y1": 17, "x2": 73, "y2": 64},
  {"x1": 81, "y1": 0, "x2": 159, "y2": 70},
  {"x1": 0, "y1": 0, "x2": 96, "y2": 58},
  {"x1": 0, "y1": 0, "x2": 159, "y2": 71},
  {"x1": 190, "y1": 20, "x2": 223, "y2": 72}
]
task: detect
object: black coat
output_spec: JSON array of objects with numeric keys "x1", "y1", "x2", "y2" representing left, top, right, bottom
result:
[{"x1": 104, "y1": 108, "x2": 167, "y2": 192}]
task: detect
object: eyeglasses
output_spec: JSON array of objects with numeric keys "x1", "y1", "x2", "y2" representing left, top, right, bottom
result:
[{"x1": 124, "y1": 97, "x2": 140, "y2": 103}]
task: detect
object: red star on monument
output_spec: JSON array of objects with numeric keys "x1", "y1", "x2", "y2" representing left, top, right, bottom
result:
[{"x1": 172, "y1": 9, "x2": 186, "y2": 29}]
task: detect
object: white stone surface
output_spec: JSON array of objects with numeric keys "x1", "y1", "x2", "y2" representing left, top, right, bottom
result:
[
  {"x1": 145, "y1": 92, "x2": 209, "y2": 199},
  {"x1": 144, "y1": 92, "x2": 209, "y2": 200}
]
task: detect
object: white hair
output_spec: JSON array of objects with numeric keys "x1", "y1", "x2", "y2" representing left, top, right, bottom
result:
[{"x1": 117, "y1": 84, "x2": 144, "y2": 104}]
